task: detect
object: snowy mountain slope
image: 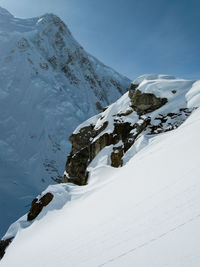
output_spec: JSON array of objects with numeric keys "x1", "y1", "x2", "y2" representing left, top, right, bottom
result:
[
  {"x1": 63, "y1": 75, "x2": 199, "y2": 185},
  {"x1": 1, "y1": 88, "x2": 200, "y2": 266},
  {"x1": 0, "y1": 7, "x2": 130, "y2": 237}
]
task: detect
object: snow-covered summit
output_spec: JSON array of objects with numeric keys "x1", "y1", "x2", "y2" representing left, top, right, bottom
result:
[
  {"x1": 0, "y1": 7, "x2": 13, "y2": 18},
  {"x1": 0, "y1": 7, "x2": 130, "y2": 238},
  {"x1": 133, "y1": 73, "x2": 177, "y2": 84}
]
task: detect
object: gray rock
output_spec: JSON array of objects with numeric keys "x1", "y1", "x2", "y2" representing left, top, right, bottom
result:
[
  {"x1": 27, "y1": 192, "x2": 54, "y2": 221},
  {"x1": 129, "y1": 89, "x2": 168, "y2": 115}
]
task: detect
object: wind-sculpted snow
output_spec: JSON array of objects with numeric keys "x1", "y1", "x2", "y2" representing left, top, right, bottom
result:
[
  {"x1": 1, "y1": 101, "x2": 200, "y2": 267},
  {"x1": 0, "y1": 6, "x2": 130, "y2": 237}
]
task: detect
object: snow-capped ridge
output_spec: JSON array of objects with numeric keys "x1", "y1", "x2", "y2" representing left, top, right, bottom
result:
[
  {"x1": 0, "y1": 7, "x2": 13, "y2": 19},
  {"x1": 36, "y1": 12, "x2": 72, "y2": 37},
  {"x1": 133, "y1": 73, "x2": 177, "y2": 84}
]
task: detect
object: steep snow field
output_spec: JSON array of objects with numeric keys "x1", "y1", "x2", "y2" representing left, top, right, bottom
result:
[
  {"x1": 1, "y1": 104, "x2": 200, "y2": 266},
  {"x1": 0, "y1": 7, "x2": 130, "y2": 237}
]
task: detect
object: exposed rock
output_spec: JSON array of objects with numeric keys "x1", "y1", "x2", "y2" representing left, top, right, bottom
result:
[
  {"x1": 65, "y1": 122, "x2": 110, "y2": 185},
  {"x1": 64, "y1": 117, "x2": 151, "y2": 185},
  {"x1": 65, "y1": 146, "x2": 90, "y2": 185},
  {"x1": 63, "y1": 102, "x2": 195, "y2": 186},
  {"x1": 129, "y1": 83, "x2": 139, "y2": 92},
  {"x1": 63, "y1": 80, "x2": 196, "y2": 187},
  {"x1": 147, "y1": 108, "x2": 195, "y2": 134},
  {"x1": 0, "y1": 237, "x2": 13, "y2": 260},
  {"x1": 117, "y1": 108, "x2": 133, "y2": 117},
  {"x1": 129, "y1": 89, "x2": 168, "y2": 115},
  {"x1": 27, "y1": 192, "x2": 54, "y2": 221},
  {"x1": 69, "y1": 124, "x2": 96, "y2": 155},
  {"x1": 17, "y1": 38, "x2": 30, "y2": 51},
  {"x1": 111, "y1": 146, "x2": 124, "y2": 167}
]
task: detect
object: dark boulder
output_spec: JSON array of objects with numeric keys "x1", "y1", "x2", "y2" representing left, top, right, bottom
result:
[
  {"x1": 0, "y1": 237, "x2": 13, "y2": 260},
  {"x1": 27, "y1": 192, "x2": 54, "y2": 221},
  {"x1": 111, "y1": 146, "x2": 124, "y2": 168}
]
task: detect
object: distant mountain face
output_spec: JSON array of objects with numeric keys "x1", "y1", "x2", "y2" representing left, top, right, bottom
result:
[{"x1": 0, "y1": 7, "x2": 131, "y2": 237}]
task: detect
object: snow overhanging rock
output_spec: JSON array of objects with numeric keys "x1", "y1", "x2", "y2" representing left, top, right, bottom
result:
[{"x1": 63, "y1": 75, "x2": 197, "y2": 186}]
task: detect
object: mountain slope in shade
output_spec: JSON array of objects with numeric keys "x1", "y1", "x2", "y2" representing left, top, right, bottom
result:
[
  {"x1": 0, "y1": 7, "x2": 130, "y2": 238},
  {"x1": 1, "y1": 75, "x2": 200, "y2": 266}
]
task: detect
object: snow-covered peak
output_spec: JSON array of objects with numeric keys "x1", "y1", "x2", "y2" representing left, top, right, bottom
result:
[
  {"x1": 133, "y1": 73, "x2": 177, "y2": 84},
  {"x1": 37, "y1": 13, "x2": 62, "y2": 24},
  {"x1": 135, "y1": 76, "x2": 194, "y2": 101},
  {"x1": 0, "y1": 7, "x2": 13, "y2": 19},
  {"x1": 0, "y1": 8, "x2": 72, "y2": 39},
  {"x1": 36, "y1": 12, "x2": 72, "y2": 36}
]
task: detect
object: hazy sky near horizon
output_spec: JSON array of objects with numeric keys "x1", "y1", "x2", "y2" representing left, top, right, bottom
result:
[{"x1": 0, "y1": 0, "x2": 200, "y2": 80}]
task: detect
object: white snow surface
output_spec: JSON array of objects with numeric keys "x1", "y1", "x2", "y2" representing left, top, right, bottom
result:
[
  {"x1": 0, "y1": 7, "x2": 130, "y2": 237},
  {"x1": 133, "y1": 73, "x2": 177, "y2": 84},
  {"x1": 1, "y1": 103, "x2": 200, "y2": 267},
  {"x1": 73, "y1": 75, "x2": 199, "y2": 151}
]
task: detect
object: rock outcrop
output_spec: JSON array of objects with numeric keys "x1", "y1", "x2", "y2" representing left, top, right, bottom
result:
[
  {"x1": 129, "y1": 86, "x2": 168, "y2": 115},
  {"x1": 0, "y1": 192, "x2": 54, "y2": 260},
  {"x1": 0, "y1": 237, "x2": 13, "y2": 260},
  {"x1": 63, "y1": 77, "x2": 196, "y2": 186},
  {"x1": 27, "y1": 192, "x2": 54, "y2": 221}
]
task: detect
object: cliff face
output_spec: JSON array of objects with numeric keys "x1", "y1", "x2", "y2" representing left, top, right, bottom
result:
[{"x1": 63, "y1": 74, "x2": 199, "y2": 186}]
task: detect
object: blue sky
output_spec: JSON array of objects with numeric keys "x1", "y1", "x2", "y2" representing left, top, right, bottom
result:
[{"x1": 0, "y1": 0, "x2": 200, "y2": 80}]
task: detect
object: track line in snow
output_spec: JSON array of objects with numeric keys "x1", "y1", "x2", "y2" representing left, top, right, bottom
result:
[{"x1": 98, "y1": 212, "x2": 200, "y2": 267}]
